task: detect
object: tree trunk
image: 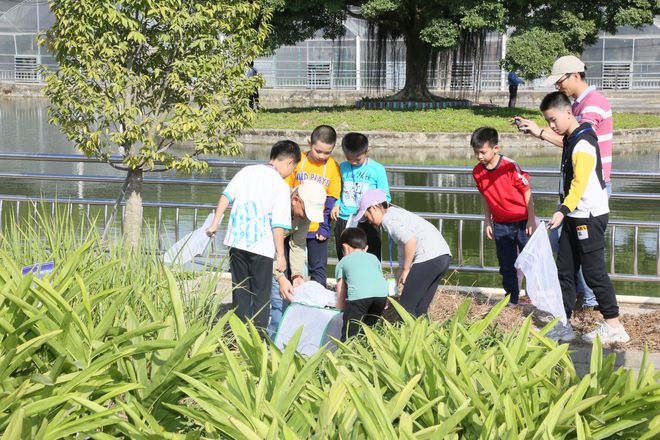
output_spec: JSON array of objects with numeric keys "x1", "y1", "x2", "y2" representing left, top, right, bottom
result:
[
  {"x1": 388, "y1": 33, "x2": 439, "y2": 101},
  {"x1": 123, "y1": 168, "x2": 143, "y2": 250}
]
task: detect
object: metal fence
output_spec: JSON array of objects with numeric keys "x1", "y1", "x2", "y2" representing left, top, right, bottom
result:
[
  {"x1": 3, "y1": 57, "x2": 659, "y2": 92},
  {"x1": 1, "y1": 153, "x2": 659, "y2": 283},
  {"x1": 255, "y1": 60, "x2": 660, "y2": 92}
]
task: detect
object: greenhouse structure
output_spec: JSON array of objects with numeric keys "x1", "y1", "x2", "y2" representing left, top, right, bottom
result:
[
  {"x1": 0, "y1": 0, "x2": 54, "y2": 82},
  {"x1": 1, "y1": 1, "x2": 659, "y2": 91}
]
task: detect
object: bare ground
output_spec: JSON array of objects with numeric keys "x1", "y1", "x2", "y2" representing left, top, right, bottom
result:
[{"x1": 425, "y1": 290, "x2": 660, "y2": 352}]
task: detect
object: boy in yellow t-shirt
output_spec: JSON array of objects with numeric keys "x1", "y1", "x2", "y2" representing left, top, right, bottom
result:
[{"x1": 286, "y1": 125, "x2": 341, "y2": 286}]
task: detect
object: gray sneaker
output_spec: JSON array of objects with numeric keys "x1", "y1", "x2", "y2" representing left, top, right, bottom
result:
[
  {"x1": 583, "y1": 322, "x2": 630, "y2": 344},
  {"x1": 545, "y1": 322, "x2": 576, "y2": 342}
]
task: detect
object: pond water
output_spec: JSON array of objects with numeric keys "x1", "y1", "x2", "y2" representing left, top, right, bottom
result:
[{"x1": 1, "y1": 98, "x2": 659, "y2": 296}]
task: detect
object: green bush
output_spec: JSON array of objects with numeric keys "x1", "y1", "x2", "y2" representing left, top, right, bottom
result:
[{"x1": 1, "y1": 206, "x2": 659, "y2": 438}]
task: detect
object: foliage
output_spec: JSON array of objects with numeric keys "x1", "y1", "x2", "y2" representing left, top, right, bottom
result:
[
  {"x1": 262, "y1": 0, "x2": 346, "y2": 51},
  {"x1": 0, "y1": 204, "x2": 226, "y2": 325},
  {"x1": 260, "y1": 1, "x2": 659, "y2": 99},
  {"x1": 42, "y1": 0, "x2": 269, "y2": 170},
  {"x1": 40, "y1": 0, "x2": 271, "y2": 246},
  {"x1": 1, "y1": 207, "x2": 659, "y2": 438},
  {"x1": 501, "y1": 28, "x2": 569, "y2": 81},
  {"x1": 419, "y1": 19, "x2": 461, "y2": 50},
  {"x1": 503, "y1": 0, "x2": 660, "y2": 78},
  {"x1": 253, "y1": 106, "x2": 660, "y2": 133}
]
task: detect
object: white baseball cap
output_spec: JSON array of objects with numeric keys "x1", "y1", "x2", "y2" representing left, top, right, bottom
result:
[
  {"x1": 296, "y1": 180, "x2": 326, "y2": 223},
  {"x1": 542, "y1": 55, "x2": 585, "y2": 87}
]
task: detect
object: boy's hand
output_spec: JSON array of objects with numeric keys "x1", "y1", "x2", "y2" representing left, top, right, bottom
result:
[
  {"x1": 397, "y1": 267, "x2": 410, "y2": 289},
  {"x1": 485, "y1": 224, "x2": 494, "y2": 240},
  {"x1": 276, "y1": 253, "x2": 287, "y2": 273},
  {"x1": 516, "y1": 117, "x2": 542, "y2": 138},
  {"x1": 315, "y1": 233, "x2": 328, "y2": 241},
  {"x1": 526, "y1": 218, "x2": 537, "y2": 236},
  {"x1": 206, "y1": 225, "x2": 217, "y2": 237},
  {"x1": 330, "y1": 205, "x2": 340, "y2": 221},
  {"x1": 292, "y1": 275, "x2": 304, "y2": 288},
  {"x1": 548, "y1": 211, "x2": 565, "y2": 230},
  {"x1": 278, "y1": 277, "x2": 294, "y2": 301}
]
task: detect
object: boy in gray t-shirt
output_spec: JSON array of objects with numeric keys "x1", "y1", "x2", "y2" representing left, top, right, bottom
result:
[{"x1": 355, "y1": 189, "x2": 452, "y2": 317}]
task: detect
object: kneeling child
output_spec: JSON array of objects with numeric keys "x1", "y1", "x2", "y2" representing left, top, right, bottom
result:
[{"x1": 335, "y1": 227, "x2": 388, "y2": 340}]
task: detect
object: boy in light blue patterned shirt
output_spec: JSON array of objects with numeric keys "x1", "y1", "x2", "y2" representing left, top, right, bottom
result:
[{"x1": 331, "y1": 132, "x2": 390, "y2": 261}]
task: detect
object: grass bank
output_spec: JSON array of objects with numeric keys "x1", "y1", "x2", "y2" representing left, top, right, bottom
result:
[{"x1": 254, "y1": 106, "x2": 660, "y2": 133}]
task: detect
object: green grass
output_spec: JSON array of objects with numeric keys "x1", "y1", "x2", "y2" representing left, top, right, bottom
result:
[{"x1": 253, "y1": 106, "x2": 660, "y2": 132}]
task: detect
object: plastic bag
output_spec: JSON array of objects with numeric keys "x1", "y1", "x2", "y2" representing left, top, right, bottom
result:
[
  {"x1": 274, "y1": 303, "x2": 343, "y2": 356},
  {"x1": 515, "y1": 221, "x2": 568, "y2": 325},
  {"x1": 163, "y1": 213, "x2": 214, "y2": 265},
  {"x1": 291, "y1": 280, "x2": 337, "y2": 308},
  {"x1": 21, "y1": 261, "x2": 54, "y2": 279}
]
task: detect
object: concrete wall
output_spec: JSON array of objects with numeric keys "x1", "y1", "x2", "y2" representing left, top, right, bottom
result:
[
  {"x1": 239, "y1": 128, "x2": 660, "y2": 161},
  {"x1": 256, "y1": 89, "x2": 660, "y2": 113}
]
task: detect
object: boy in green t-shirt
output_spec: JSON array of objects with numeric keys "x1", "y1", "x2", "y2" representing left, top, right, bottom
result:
[{"x1": 335, "y1": 227, "x2": 388, "y2": 340}]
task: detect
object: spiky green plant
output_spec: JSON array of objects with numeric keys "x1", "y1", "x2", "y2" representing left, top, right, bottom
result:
[{"x1": 1, "y1": 204, "x2": 658, "y2": 438}]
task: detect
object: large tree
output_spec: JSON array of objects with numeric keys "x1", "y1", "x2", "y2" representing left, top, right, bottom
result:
[
  {"x1": 265, "y1": 1, "x2": 659, "y2": 100},
  {"x1": 503, "y1": 1, "x2": 660, "y2": 80},
  {"x1": 41, "y1": 0, "x2": 270, "y2": 248}
]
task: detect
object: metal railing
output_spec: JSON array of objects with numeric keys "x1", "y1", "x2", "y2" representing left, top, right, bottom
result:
[
  {"x1": 4, "y1": 60, "x2": 660, "y2": 91},
  {"x1": 251, "y1": 59, "x2": 660, "y2": 91},
  {"x1": 1, "y1": 153, "x2": 659, "y2": 283}
]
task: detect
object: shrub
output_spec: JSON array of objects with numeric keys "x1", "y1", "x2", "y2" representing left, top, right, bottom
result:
[{"x1": 1, "y1": 206, "x2": 658, "y2": 438}]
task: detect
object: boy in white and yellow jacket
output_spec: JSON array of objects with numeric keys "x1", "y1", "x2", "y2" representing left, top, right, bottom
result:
[{"x1": 542, "y1": 91, "x2": 629, "y2": 344}]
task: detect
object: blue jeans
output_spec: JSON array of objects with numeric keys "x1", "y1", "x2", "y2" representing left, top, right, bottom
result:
[
  {"x1": 550, "y1": 181, "x2": 611, "y2": 308},
  {"x1": 306, "y1": 237, "x2": 328, "y2": 286},
  {"x1": 267, "y1": 277, "x2": 289, "y2": 338},
  {"x1": 493, "y1": 220, "x2": 530, "y2": 304}
]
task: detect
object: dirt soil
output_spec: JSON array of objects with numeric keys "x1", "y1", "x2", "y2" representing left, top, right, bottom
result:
[{"x1": 424, "y1": 290, "x2": 660, "y2": 352}]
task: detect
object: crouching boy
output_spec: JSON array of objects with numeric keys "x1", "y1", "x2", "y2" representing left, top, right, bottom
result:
[
  {"x1": 268, "y1": 180, "x2": 327, "y2": 338},
  {"x1": 335, "y1": 227, "x2": 388, "y2": 340}
]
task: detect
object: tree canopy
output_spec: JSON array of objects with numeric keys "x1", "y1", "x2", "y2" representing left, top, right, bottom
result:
[
  {"x1": 41, "y1": 0, "x2": 270, "y2": 246},
  {"x1": 503, "y1": 0, "x2": 660, "y2": 79},
  {"x1": 263, "y1": 1, "x2": 660, "y2": 97}
]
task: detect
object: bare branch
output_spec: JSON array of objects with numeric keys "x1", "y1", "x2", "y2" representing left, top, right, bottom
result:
[
  {"x1": 155, "y1": 141, "x2": 174, "y2": 155},
  {"x1": 109, "y1": 162, "x2": 131, "y2": 172}
]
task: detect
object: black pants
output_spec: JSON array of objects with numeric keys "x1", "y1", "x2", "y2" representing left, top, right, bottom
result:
[
  {"x1": 557, "y1": 214, "x2": 619, "y2": 320},
  {"x1": 334, "y1": 218, "x2": 382, "y2": 261},
  {"x1": 341, "y1": 296, "x2": 387, "y2": 341},
  {"x1": 493, "y1": 220, "x2": 529, "y2": 303},
  {"x1": 400, "y1": 254, "x2": 451, "y2": 317},
  {"x1": 508, "y1": 85, "x2": 518, "y2": 108},
  {"x1": 249, "y1": 91, "x2": 259, "y2": 110},
  {"x1": 228, "y1": 247, "x2": 273, "y2": 333},
  {"x1": 306, "y1": 237, "x2": 328, "y2": 286}
]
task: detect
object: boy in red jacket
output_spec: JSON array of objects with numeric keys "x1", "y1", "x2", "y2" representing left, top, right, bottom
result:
[{"x1": 471, "y1": 127, "x2": 536, "y2": 304}]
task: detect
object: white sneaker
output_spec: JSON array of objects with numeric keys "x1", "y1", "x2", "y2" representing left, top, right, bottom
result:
[
  {"x1": 583, "y1": 322, "x2": 630, "y2": 344},
  {"x1": 545, "y1": 322, "x2": 576, "y2": 342}
]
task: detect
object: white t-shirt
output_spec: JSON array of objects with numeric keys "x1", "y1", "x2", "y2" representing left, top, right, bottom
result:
[{"x1": 222, "y1": 164, "x2": 291, "y2": 258}]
